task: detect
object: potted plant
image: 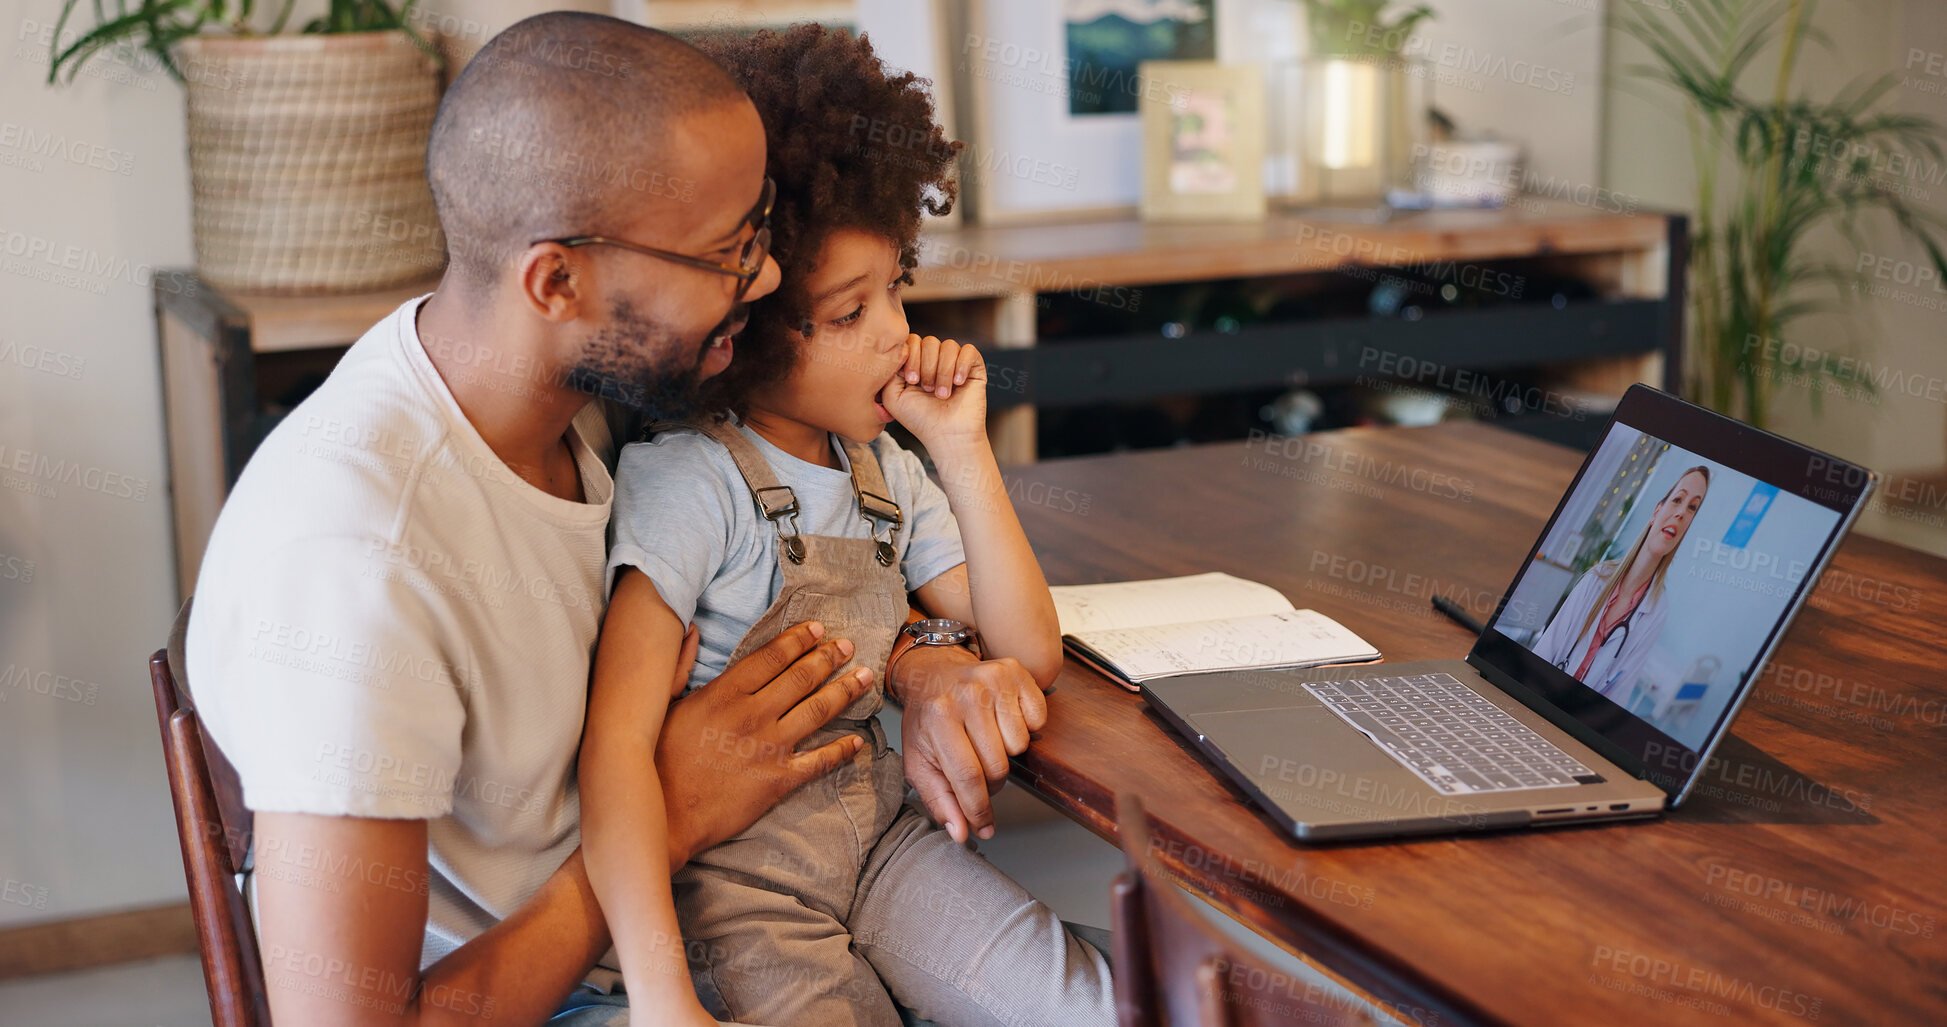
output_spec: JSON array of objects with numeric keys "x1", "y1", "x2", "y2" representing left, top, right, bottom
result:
[
  {"x1": 1301, "y1": 0, "x2": 1434, "y2": 58},
  {"x1": 1272, "y1": 0, "x2": 1436, "y2": 206},
  {"x1": 1618, "y1": 0, "x2": 1947, "y2": 429},
  {"x1": 48, "y1": 0, "x2": 447, "y2": 294}
]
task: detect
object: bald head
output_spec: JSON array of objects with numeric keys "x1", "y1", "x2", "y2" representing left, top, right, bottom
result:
[{"x1": 427, "y1": 12, "x2": 745, "y2": 290}]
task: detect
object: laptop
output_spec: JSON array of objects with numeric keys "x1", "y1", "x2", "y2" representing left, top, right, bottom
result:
[{"x1": 1142, "y1": 385, "x2": 1877, "y2": 841}]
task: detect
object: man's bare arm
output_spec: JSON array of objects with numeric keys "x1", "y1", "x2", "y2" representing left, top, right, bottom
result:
[{"x1": 253, "y1": 812, "x2": 606, "y2": 1026}]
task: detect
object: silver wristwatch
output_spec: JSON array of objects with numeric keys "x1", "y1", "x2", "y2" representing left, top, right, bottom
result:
[
  {"x1": 902, "y1": 617, "x2": 979, "y2": 652},
  {"x1": 887, "y1": 618, "x2": 981, "y2": 704}
]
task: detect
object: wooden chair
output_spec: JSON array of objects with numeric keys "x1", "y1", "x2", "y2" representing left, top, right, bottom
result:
[
  {"x1": 149, "y1": 598, "x2": 270, "y2": 1026},
  {"x1": 1110, "y1": 793, "x2": 1378, "y2": 1027}
]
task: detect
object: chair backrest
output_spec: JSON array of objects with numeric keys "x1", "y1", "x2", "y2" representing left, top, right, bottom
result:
[
  {"x1": 1110, "y1": 793, "x2": 1379, "y2": 1027},
  {"x1": 150, "y1": 598, "x2": 269, "y2": 1027}
]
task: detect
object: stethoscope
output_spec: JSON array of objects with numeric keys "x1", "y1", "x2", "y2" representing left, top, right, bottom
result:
[{"x1": 1553, "y1": 599, "x2": 1639, "y2": 679}]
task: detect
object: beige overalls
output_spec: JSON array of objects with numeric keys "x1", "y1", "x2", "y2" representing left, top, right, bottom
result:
[{"x1": 661, "y1": 416, "x2": 1113, "y2": 1027}]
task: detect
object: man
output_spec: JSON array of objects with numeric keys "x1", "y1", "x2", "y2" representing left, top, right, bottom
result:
[{"x1": 186, "y1": 13, "x2": 1031, "y2": 1024}]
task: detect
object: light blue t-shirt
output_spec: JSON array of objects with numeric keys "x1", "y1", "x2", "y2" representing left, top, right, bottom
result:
[{"x1": 607, "y1": 418, "x2": 966, "y2": 694}]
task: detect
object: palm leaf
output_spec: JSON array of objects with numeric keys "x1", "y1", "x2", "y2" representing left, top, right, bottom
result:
[{"x1": 1618, "y1": 0, "x2": 1947, "y2": 426}]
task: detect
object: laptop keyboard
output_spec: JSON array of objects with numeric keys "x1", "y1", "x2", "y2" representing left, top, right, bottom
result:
[{"x1": 1305, "y1": 673, "x2": 1604, "y2": 795}]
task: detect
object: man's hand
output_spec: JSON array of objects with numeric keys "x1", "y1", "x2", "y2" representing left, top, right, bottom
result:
[
  {"x1": 657, "y1": 621, "x2": 876, "y2": 866},
  {"x1": 892, "y1": 644, "x2": 1048, "y2": 843}
]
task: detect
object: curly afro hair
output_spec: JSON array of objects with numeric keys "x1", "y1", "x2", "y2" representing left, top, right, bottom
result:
[{"x1": 693, "y1": 24, "x2": 961, "y2": 414}]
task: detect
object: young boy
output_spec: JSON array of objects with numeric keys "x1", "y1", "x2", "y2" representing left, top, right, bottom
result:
[{"x1": 578, "y1": 24, "x2": 1115, "y2": 1027}]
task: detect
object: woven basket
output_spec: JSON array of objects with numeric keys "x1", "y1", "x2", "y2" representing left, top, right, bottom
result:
[{"x1": 177, "y1": 31, "x2": 445, "y2": 294}]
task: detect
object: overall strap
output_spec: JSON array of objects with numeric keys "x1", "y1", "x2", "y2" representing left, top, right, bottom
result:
[
  {"x1": 839, "y1": 438, "x2": 904, "y2": 567},
  {"x1": 651, "y1": 415, "x2": 808, "y2": 564}
]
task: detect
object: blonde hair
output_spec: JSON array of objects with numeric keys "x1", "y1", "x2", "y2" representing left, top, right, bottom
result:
[{"x1": 1575, "y1": 465, "x2": 1711, "y2": 646}]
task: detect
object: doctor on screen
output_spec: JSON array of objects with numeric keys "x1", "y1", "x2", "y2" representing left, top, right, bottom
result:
[{"x1": 1532, "y1": 466, "x2": 1712, "y2": 698}]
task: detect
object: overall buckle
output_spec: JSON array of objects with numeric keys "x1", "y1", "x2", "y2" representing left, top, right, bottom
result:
[
  {"x1": 754, "y1": 486, "x2": 807, "y2": 564},
  {"x1": 854, "y1": 487, "x2": 903, "y2": 567}
]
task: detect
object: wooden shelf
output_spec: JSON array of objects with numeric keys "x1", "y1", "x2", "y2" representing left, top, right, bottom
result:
[
  {"x1": 210, "y1": 276, "x2": 441, "y2": 354},
  {"x1": 908, "y1": 199, "x2": 1671, "y2": 298},
  {"x1": 172, "y1": 199, "x2": 1669, "y2": 352},
  {"x1": 154, "y1": 202, "x2": 1685, "y2": 600}
]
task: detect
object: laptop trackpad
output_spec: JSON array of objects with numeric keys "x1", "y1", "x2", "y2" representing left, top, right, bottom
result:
[{"x1": 1191, "y1": 705, "x2": 1420, "y2": 785}]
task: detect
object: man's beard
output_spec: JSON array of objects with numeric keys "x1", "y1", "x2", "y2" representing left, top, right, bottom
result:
[{"x1": 563, "y1": 298, "x2": 742, "y2": 421}]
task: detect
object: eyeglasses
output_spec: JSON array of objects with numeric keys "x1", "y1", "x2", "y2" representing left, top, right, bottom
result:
[{"x1": 536, "y1": 177, "x2": 775, "y2": 303}]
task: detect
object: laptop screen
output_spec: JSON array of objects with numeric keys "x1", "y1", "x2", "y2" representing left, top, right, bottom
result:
[{"x1": 1470, "y1": 387, "x2": 1872, "y2": 797}]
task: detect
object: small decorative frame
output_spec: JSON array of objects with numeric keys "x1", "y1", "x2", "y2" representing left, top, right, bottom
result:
[{"x1": 1139, "y1": 60, "x2": 1264, "y2": 222}]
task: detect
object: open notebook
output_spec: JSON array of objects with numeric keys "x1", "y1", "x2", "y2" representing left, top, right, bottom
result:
[{"x1": 1049, "y1": 572, "x2": 1380, "y2": 690}]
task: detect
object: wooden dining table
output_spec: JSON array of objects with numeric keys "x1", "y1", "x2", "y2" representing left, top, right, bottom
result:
[{"x1": 999, "y1": 420, "x2": 1946, "y2": 1026}]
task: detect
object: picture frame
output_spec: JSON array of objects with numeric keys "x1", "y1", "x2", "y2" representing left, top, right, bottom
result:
[
  {"x1": 1139, "y1": 60, "x2": 1264, "y2": 222},
  {"x1": 955, "y1": 0, "x2": 1250, "y2": 225}
]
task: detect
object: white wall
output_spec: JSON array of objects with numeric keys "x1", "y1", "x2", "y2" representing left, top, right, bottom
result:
[
  {"x1": 1, "y1": 0, "x2": 200, "y2": 926},
  {"x1": 1406, "y1": 0, "x2": 1605, "y2": 190}
]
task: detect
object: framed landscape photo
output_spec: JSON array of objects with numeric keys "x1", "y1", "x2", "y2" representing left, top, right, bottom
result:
[
  {"x1": 1140, "y1": 60, "x2": 1264, "y2": 221},
  {"x1": 1064, "y1": 0, "x2": 1217, "y2": 116}
]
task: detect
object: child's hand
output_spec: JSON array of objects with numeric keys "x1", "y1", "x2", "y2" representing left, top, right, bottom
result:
[{"x1": 879, "y1": 334, "x2": 987, "y2": 451}]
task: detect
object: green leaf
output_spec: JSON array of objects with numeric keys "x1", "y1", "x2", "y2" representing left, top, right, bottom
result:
[{"x1": 49, "y1": 0, "x2": 197, "y2": 83}]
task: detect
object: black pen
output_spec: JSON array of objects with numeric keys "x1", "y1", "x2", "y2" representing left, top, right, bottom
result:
[{"x1": 1431, "y1": 594, "x2": 1484, "y2": 635}]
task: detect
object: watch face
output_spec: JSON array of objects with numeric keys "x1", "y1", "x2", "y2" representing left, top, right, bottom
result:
[{"x1": 908, "y1": 618, "x2": 972, "y2": 645}]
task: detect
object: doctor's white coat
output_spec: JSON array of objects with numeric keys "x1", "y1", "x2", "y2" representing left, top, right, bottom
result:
[{"x1": 1529, "y1": 561, "x2": 1668, "y2": 699}]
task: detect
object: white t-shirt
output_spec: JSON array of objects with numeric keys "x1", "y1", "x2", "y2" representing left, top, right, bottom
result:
[{"x1": 186, "y1": 295, "x2": 619, "y2": 978}]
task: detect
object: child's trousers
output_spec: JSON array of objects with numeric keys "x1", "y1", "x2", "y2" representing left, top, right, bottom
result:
[{"x1": 674, "y1": 719, "x2": 1114, "y2": 1027}]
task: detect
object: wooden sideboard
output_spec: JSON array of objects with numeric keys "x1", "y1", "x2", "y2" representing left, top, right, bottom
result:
[{"x1": 154, "y1": 200, "x2": 1684, "y2": 598}]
